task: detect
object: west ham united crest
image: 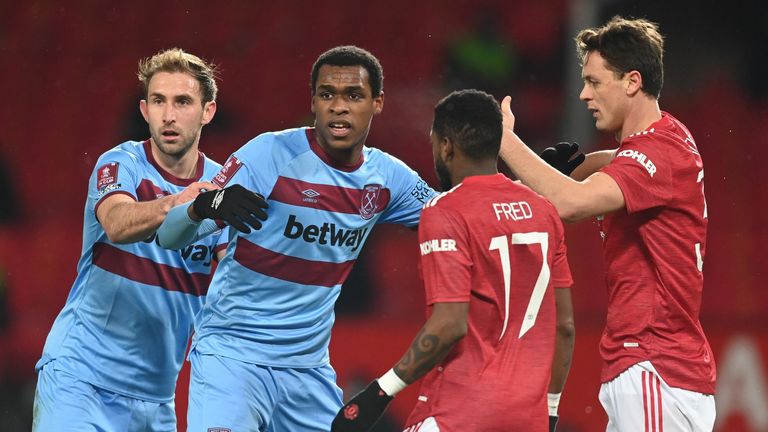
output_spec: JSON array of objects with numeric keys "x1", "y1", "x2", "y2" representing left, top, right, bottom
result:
[{"x1": 359, "y1": 184, "x2": 382, "y2": 220}]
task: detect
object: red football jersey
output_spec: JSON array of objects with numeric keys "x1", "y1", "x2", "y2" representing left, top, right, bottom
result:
[
  {"x1": 598, "y1": 112, "x2": 716, "y2": 394},
  {"x1": 405, "y1": 174, "x2": 573, "y2": 431}
]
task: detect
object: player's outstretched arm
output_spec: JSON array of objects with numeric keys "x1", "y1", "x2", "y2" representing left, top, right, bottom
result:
[
  {"x1": 571, "y1": 149, "x2": 616, "y2": 181},
  {"x1": 539, "y1": 142, "x2": 617, "y2": 182},
  {"x1": 331, "y1": 302, "x2": 468, "y2": 432},
  {"x1": 547, "y1": 287, "x2": 575, "y2": 432},
  {"x1": 499, "y1": 96, "x2": 624, "y2": 222},
  {"x1": 97, "y1": 181, "x2": 217, "y2": 244},
  {"x1": 190, "y1": 184, "x2": 268, "y2": 234}
]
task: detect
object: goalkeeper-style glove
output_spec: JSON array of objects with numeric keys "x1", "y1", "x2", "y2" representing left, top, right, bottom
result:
[
  {"x1": 540, "y1": 142, "x2": 585, "y2": 176},
  {"x1": 549, "y1": 415, "x2": 559, "y2": 432},
  {"x1": 331, "y1": 380, "x2": 393, "y2": 432},
  {"x1": 192, "y1": 184, "x2": 268, "y2": 234}
]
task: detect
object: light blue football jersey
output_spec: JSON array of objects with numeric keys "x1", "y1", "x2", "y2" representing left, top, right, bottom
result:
[
  {"x1": 36, "y1": 140, "x2": 226, "y2": 403},
  {"x1": 191, "y1": 127, "x2": 436, "y2": 367}
]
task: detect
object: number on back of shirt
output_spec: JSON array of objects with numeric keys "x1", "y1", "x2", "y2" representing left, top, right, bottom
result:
[{"x1": 489, "y1": 232, "x2": 550, "y2": 340}]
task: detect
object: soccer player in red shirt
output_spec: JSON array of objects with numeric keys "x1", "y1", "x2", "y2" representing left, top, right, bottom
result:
[
  {"x1": 331, "y1": 89, "x2": 575, "y2": 432},
  {"x1": 498, "y1": 16, "x2": 716, "y2": 431}
]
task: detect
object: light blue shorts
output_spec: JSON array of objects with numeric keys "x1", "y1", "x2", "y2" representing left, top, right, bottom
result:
[
  {"x1": 33, "y1": 361, "x2": 176, "y2": 432},
  {"x1": 187, "y1": 350, "x2": 343, "y2": 432}
]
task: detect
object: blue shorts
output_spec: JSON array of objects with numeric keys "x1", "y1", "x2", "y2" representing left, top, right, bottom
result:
[
  {"x1": 187, "y1": 350, "x2": 343, "y2": 432},
  {"x1": 33, "y1": 361, "x2": 176, "y2": 432}
]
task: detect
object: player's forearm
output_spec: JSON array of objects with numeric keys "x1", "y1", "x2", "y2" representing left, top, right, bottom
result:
[
  {"x1": 548, "y1": 288, "x2": 575, "y2": 393},
  {"x1": 570, "y1": 149, "x2": 616, "y2": 181},
  {"x1": 101, "y1": 196, "x2": 175, "y2": 243},
  {"x1": 549, "y1": 323, "x2": 575, "y2": 393},
  {"x1": 156, "y1": 202, "x2": 219, "y2": 249},
  {"x1": 500, "y1": 132, "x2": 587, "y2": 217},
  {"x1": 392, "y1": 316, "x2": 465, "y2": 384}
]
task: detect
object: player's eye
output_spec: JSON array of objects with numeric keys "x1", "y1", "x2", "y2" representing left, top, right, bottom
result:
[
  {"x1": 348, "y1": 93, "x2": 363, "y2": 101},
  {"x1": 320, "y1": 92, "x2": 333, "y2": 100}
]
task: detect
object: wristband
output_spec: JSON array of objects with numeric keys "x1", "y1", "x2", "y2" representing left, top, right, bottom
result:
[
  {"x1": 377, "y1": 369, "x2": 408, "y2": 397},
  {"x1": 547, "y1": 392, "x2": 561, "y2": 416}
]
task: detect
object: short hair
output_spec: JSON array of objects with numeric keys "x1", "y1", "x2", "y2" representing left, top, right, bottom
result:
[
  {"x1": 575, "y1": 16, "x2": 665, "y2": 98},
  {"x1": 432, "y1": 89, "x2": 502, "y2": 161},
  {"x1": 137, "y1": 48, "x2": 219, "y2": 103},
  {"x1": 310, "y1": 46, "x2": 384, "y2": 96}
]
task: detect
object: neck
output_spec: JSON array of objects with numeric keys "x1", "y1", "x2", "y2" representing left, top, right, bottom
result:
[
  {"x1": 617, "y1": 97, "x2": 662, "y2": 142},
  {"x1": 316, "y1": 132, "x2": 366, "y2": 166},
  {"x1": 451, "y1": 160, "x2": 498, "y2": 186},
  {"x1": 150, "y1": 139, "x2": 199, "y2": 179}
]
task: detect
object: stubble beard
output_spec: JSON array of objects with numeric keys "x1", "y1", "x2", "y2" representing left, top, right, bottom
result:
[{"x1": 435, "y1": 157, "x2": 453, "y2": 192}]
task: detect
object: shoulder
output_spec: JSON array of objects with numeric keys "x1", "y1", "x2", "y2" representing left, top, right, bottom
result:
[
  {"x1": 364, "y1": 146, "x2": 418, "y2": 174},
  {"x1": 241, "y1": 127, "x2": 309, "y2": 154},
  {"x1": 95, "y1": 141, "x2": 144, "y2": 168},
  {"x1": 200, "y1": 152, "x2": 223, "y2": 171}
]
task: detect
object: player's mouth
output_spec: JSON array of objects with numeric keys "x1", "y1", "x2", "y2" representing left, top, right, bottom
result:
[
  {"x1": 328, "y1": 121, "x2": 351, "y2": 137},
  {"x1": 161, "y1": 130, "x2": 181, "y2": 141}
]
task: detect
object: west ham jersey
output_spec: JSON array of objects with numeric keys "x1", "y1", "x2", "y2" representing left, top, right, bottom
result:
[
  {"x1": 191, "y1": 127, "x2": 436, "y2": 367},
  {"x1": 405, "y1": 174, "x2": 572, "y2": 431},
  {"x1": 36, "y1": 140, "x2": 226, "y2": 403},
  {"x1": 599, "y1": 112, "x2": 716, "y2": 394}
]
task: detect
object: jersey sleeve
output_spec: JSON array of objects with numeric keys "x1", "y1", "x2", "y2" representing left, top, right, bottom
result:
[
  {"x1": 418, "y1": 204, "x2": 472, "y2": 304},
  {"x1": 550, "y1": 216, "x2": 573, "y2": 289},
  {"x1": 90, "y1": 148, "x2": 142, "y2": 216},
  {"x1": 212, "y1": 135, "x2": 281, "y2": 196},
  {"x1": 600, "y1": 136, "x2": 673, "y2": 214},
  {"x1": 378, "y1": 156, "x2": 437, "y2": 227}
]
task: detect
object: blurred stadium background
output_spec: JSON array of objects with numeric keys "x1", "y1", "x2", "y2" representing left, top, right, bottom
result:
[{"x1": 1, "y1": 0, "x2": 766, "y2": 430}]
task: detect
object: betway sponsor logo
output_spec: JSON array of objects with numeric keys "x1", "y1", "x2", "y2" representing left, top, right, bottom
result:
[
  {"x1": 283, "y1": 214, "x2": 367, "y2": 252},
  {"x1": 617, "y1": 149, "x2": 656, "y2": 177},
  {"x1": 420, "y1": 239, "x2": 457, "y2": 256}
]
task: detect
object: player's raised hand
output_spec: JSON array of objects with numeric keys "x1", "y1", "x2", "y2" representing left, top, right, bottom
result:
[
  {"x1": 172, "y1": 181, "x2": 220, "y2": 207},
  {"x1": 331, "y1": 380, "x2": 393, "y2": 432},
  {"x1": 540, "y1": 142, "x2": 585, "y2": 176},
  {"x1": 501, "y1": 95, "x2": 517, "y2": 133},
  {"x1": 192, "y1": 184, "x2": 268, "y2": 234}
]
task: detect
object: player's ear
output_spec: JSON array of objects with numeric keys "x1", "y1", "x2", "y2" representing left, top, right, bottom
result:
[
  {"x1": 202, "y1": 100, "x2": 217, "y2": 126},
  {"x1": 625, "y1": 70, "x2": 643, "y2": 96},
  {"x1": 373, "y1": 91, "x2": 384, "y2": 115},
  {"x1": 441, "y1": 137, "x2": 455, "y2": 161},
  {"x1": 139, "y1": 100, "x2": 149, "y2": 123}
]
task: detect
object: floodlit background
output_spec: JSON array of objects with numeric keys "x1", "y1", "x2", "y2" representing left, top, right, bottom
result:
[{"x1": 1, "y1": 1, "x2": 766, "y2": 430}]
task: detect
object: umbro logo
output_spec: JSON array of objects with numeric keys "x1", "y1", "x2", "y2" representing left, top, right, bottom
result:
[{"x1": 302, "y1": 189, "x2": 320, "y2": 203}]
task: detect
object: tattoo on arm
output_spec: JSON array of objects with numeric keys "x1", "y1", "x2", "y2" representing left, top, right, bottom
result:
[{"x1": 394, "y1": 328, "x2": 453, "y2": 383}]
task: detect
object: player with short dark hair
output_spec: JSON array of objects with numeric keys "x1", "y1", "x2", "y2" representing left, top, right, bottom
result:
[
  {"x1": 156, "y1": 45, "x2": 437, "y2": 431},
  {"x1": 33, "y1": 48, "x2": 236, "y2": 432},
  {"x1": 499, "y1": 16, "x2": 716, "y2": 431},
  {"x1": 331, "y1": 89, "x2": 575, "y2": 432}
]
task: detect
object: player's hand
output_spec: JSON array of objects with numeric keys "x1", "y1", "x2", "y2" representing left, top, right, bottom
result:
[
  {"x1": 501, "y1": 95, "x2": 517, "y2": 132},
  {"x1": 192, "y1": 184, "x2": 268, "y2": 234},
  {"x1": 172, "y1": 181, "x2": 220, "y2": 207},
  {"x1": 331, "y1": 380, "x2": 393, "y2": 432},
  {"x1": 540, "y1": 142, "x2": 585, "y2": 176},
  {"x1": 549, "y1": 415, "x2": 559, "y2": 432}
]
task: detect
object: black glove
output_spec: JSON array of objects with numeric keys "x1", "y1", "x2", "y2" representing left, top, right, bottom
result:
[
  {"x1": 192, "y1": 184, "x2": 268, "y2": 234},
  {"x1": 549, "y1": 415, "x2": 559, "y2": 432},
  {"x1": 331, "y1": 380, "x2": 393, "y2": 432},
  {"x1": 540, "y1": 142, "x2": 585, "y2": 176}
]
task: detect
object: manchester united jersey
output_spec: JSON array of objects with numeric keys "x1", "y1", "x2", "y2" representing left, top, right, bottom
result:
[
  {"x1": 405, "y1": 174, "x2": 573, "y2": 431},
  {"x1": 599, "y1": 112, "x2": 716, "y2": 394}
]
